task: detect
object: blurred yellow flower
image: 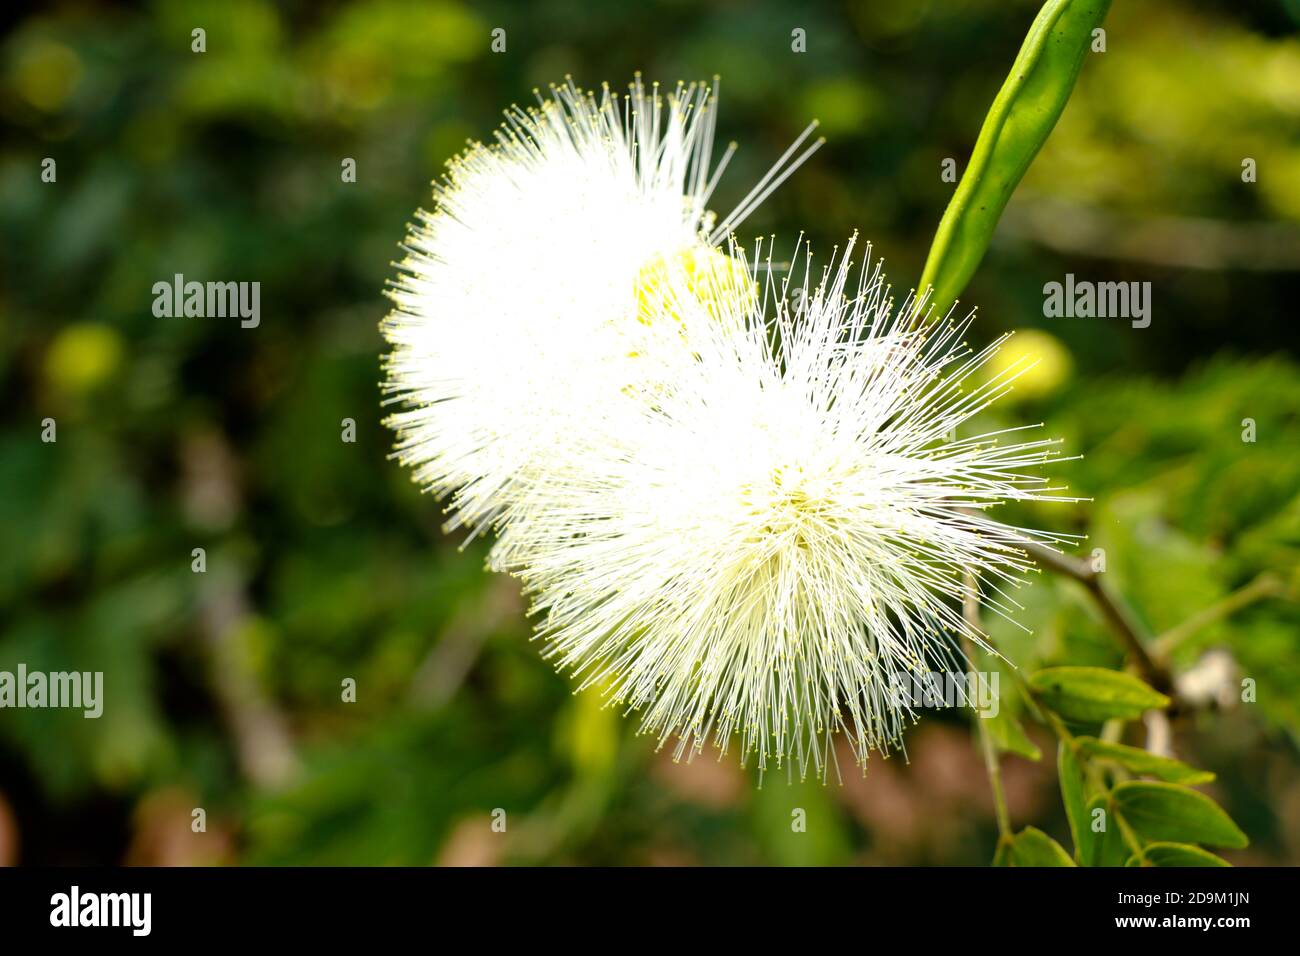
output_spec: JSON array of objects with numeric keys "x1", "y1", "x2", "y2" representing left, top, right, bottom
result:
[
  {"x1": 45, "y1": 323, "x2": 123, "y2": 396},
  {"x1": 559, "y1": 685, "x2": 620, "y2": 775},
  {"x1": 802, "y1": 77, "x2": 880, "y2": 137},
  {"x1": 988, "y1": 328, "x2": 1072, "y2": 401},
  {"x1": 13, "y1": 39, "x2": 81, "y2": 112}
]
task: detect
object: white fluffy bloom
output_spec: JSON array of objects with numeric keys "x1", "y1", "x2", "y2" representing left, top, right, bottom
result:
[
  {"x1": 382, "y1": 77, "x2": 821, "y2": 537},
  {"x1": 495, "y1": 236, "x2": 1076, "y2": 776}
]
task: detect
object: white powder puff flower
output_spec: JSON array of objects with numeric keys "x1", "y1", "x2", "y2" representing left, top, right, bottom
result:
[
  {"x1": 496, "y1": 235, "x2": 1078, "y2": 777},
  {"x1": 381, "y1": 76, "x2": 822, "y2": 537}
]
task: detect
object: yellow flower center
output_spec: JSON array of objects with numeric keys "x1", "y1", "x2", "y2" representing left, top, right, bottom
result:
[{"x1": 633, "y1": 244, "x2": 756, "y2": 328}]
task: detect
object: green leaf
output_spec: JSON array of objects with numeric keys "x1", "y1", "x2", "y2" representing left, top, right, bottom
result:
[
  {"x1": 1028, "y1": 667, "x2": 1170, "y2": 724},
  {"x1": 1075, "y1": 737, "x2": 1215, "y2": 785},
  {"x1": 1058, "y1": 742, "x2": 1088, "y2": 861},
  {"x1": 1126, "y1": 843, "x2": 1230, "y2": 868},
  {"x1": 985, "y1": 708, "x2": 1042, "y2": 761},
  {"x1": 1008, "y1": 826, "x2": 1076, "y2": 866},
  {"x1": 918, "y1": 0, "x2": 1113, "y2": 314},
  {"x1": 1080, "y1": 794, "x2": 1129, "y2": 867},
  {"x1": 1112, "y1": 781, "x2": 1248, "y2": 849}
]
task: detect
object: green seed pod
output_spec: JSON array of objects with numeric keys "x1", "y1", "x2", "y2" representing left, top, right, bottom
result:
[{"x1": 918, "y1": 0, "x2": 1112, "y2": 316}]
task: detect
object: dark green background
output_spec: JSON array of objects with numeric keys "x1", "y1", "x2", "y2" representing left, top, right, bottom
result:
[{"x1": 1, "y1": 0, "x2": 1298, "y2": 865}]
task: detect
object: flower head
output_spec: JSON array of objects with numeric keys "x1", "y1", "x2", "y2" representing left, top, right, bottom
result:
[
  {"x1": 381, "y1": 77, "x2": 821, "y2": 537},
  {"x1": 495, "y1": 236, "x2": 1076, "y2": 776}
]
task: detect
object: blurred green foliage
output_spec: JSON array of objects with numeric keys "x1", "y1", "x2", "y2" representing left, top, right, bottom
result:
[{"x1": 0, "y1": 0, "x2": 1298, "y2": 865}]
